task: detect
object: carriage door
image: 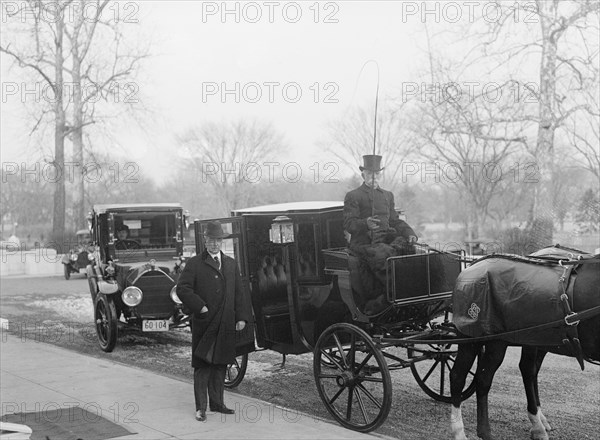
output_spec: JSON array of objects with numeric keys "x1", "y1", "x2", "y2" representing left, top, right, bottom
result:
[{"x1": 194, "y1": 217, "x2": 255, "y2": 356}]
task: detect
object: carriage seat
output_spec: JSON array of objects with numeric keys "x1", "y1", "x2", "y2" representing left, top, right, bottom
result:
[{"x1": 256, "y1": 256, "x2": 289, "y2": 317}]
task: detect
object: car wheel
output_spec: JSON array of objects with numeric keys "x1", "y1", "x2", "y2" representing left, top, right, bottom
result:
[
  {"x1": 95, "y1": 294, "x2": 118, "y2": 352},
  {"x1": 63, "y1": 264, "x2": 71, "y2": 280}
]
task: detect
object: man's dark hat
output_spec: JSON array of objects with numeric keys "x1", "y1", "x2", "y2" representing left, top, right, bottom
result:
[
  {"x1": 204, "y1": 221, "x2": 228, "y2": 239},
  {"x1": 359, "y1": 155, "x2": 384, "y2": 172},
  {"x1": 116, "y1": 224, "x2": 129, "y2": 232}
]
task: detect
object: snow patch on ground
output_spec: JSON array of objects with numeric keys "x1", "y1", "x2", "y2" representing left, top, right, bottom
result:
[{"x1": 26, "y1": 296, "x2": 92, "y2": 322}]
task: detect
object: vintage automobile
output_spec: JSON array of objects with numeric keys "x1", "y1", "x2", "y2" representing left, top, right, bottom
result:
[
  {"x1": 87, "y1": 203, "x2": 191, "y2": 352},
  {"x1": 61, "y1": 229, "x2": 93, "y2": 280}
]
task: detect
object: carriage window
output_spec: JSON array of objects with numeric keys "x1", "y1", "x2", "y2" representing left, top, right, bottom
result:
[{"x1": 296, "y1": 223, "x2": 318, "y2": 278}]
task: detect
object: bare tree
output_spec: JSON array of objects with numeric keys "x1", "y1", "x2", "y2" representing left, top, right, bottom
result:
[
  {"x1": 176, "y1": 120, "x2": 285, "y2": 216},
  {"x1": 408, "y1": 78, "x2": 529, "y2": 241},
  {"x1": 461, "y1": 0, "x2": 600, "y2": 245},
  {"x1": 568, "y1": 84, "x2": 600, "y2": 180},
  {"x1": 1, "y1": 0, "x2": 149, "y2": 244},
  {"x1": 1, "y1": 1, "x2": 69, "y2": 245}
]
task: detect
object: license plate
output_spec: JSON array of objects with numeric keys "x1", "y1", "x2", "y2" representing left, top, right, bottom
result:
[{"x1": 142, "y1": 320, "x2": 169, "y2": 332}]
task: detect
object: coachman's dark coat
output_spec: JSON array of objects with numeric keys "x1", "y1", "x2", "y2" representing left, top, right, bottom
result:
[
  {"x1": 177, "y1": 251, "x2": 252, "y2": 367},
  {"x1": 344, "y1": 183, "x2": 416, "y2": 248}
]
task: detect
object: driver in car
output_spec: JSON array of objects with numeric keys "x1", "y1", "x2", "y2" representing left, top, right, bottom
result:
[{"x1": 115, "y1": 224, "x2": 139, "y2": 250}]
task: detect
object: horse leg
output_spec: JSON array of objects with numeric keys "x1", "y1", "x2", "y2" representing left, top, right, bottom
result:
[
  {"x1": 533, "y1": 350, "x2": 551, "y2": 432},
  {"x1": 475, "y1": 341, "x2": 508, "y2": 440},
  {"x1": 450, "y1": 342, "x2": 480, "y2": 440},
  {"x1": 520, "y1": 347, "x2": 549, "y2": 440}
]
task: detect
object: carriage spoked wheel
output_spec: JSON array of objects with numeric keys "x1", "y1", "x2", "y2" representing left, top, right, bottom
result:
[
  {"x1": 409, "y1": 341, "x2": 476, "y2": 403},
  {"x1": 313, "y1": 323, "x2": 392, "y2": 433},
  {"x1": 94, "y1": 293, "x2": 118, "y2": 352},
  {"x1": 320, "y1": 347, "x2": 350, "y2": 368},
  {"x1": 224, "y1": 354, "x2": 248, "y2": 388}
]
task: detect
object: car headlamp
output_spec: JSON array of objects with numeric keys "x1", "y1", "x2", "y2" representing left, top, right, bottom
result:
[
  {"x1": 170, "y1": 285, "x2": 182, "y2": 304},
  {"x1": 122, "y1": 286, "x2": 143, "y2": 307},
  {"x1": 70, "y1": 254, "x2": 78, "y2": 261}
]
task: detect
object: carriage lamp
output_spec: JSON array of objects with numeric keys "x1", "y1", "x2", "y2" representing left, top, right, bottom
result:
[{"x1": 270, "y1": 215, "x2": 294, "y2": 244}]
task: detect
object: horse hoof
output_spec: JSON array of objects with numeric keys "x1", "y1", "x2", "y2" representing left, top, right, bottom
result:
[
  {"x1": 530, "y1": 429, "x2": 549, "y2": 440},
  {"x1": 538, "y1": 411, "x2": 552, "y2": 431},
  {"x1": 452, "y1": 432, "x2": 468, "y2": 440}
]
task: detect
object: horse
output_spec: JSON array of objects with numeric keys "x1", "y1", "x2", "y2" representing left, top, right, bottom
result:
[{"x1": 449, "y1": 245, "x2": 600, "y2": 440}]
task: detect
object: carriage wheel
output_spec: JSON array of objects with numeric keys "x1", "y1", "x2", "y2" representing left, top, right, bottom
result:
[
  {"x1": 224, "y1": 354, "x2": 248, "y2": 388},
  {"x1": 409, "y1": 343, "x2": 476, "y2": 403},
  {"x1": 95, "y1": 294, "x2": 118, "y2": 352},
  {"x1": 314, "y1": 323, "x2": 392, "y2": 433},
  {"x1": 320, "y1": 347, "x2": 350, "y2": 368}
]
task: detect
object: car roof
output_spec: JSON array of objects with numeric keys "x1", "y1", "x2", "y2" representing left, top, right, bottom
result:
[
  {"x1": 232, "y1": 201, "x2": 343, "y2": 215},
  {"x1": 92, "y1": 203, "x2": 183, "y2": 214}
]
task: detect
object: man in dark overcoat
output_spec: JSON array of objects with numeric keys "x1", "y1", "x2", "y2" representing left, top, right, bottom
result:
[
  {"x1": 343, "y1": 155, "x2": 418, "y2": 313},
  {"x1": 176, "y1": 221, "x2": 252, "y2": 422},
  {"x1": 344, "y1": 154, "x2": 417, "y2": 248}
]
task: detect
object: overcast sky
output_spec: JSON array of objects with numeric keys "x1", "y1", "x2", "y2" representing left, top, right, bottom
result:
[{"x1": 1, "y1": 1, "x2": 528, "y2": 183}]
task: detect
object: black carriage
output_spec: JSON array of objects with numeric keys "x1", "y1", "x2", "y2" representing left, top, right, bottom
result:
[
  {"x1": 196, "y1": 201, "x2": 476, "y2": 432},
  {"x1": 87, "y1": 203, "x2": 191, "y2": 352}
]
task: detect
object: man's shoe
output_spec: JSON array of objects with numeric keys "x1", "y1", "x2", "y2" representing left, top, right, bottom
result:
[
  {"x1": 195, "y1": 410, "x2": 206, "y2": 422},
  {"x1": 211, "y1": 405, "x2": 235, "y2": 415}
]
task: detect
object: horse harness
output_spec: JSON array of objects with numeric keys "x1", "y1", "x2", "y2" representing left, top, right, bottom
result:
[
  {"x1": 400, "y1": 249, "x2": 600, "y2": 370},
  {"x1": 554, "y1": 255, "x2": 600, "y2": 369}
]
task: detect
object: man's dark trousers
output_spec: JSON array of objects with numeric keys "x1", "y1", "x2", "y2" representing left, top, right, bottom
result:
[{"x1": 194, "y1": 360, "x2": 227, "y2": 411}]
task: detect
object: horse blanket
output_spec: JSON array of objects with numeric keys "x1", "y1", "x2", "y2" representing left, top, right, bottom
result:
[{"x1": 453, "y1": 255, "x2": 569, "y2": 346}]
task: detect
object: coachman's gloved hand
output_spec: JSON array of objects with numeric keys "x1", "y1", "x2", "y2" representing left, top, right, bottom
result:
[{"x1": 366, "y1": 217, "x2": 381, "y2": 230}]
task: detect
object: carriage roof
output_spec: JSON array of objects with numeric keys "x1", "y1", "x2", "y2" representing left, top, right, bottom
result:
[{"x1": 232, "y1": 201, "x2": 343, "y2": 216}]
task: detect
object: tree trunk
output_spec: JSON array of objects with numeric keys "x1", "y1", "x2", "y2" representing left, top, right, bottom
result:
[
  {"x1": 529, "y1": 0, "x2": 559, "y2": 249},
  {"x1": 71, "y1": 33, "x2": 85, "y2": 230},
  {"x1": 51, "y1": 10, "x2": 66, "y2": 251}
]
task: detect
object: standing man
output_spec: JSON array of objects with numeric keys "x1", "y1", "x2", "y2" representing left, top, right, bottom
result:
[
  {"x1": 344, "y1": 154, "x2": 418, "y2": 248},
  {"x1": 177, "y1": 221, "x2": 251, "y2": 422}
]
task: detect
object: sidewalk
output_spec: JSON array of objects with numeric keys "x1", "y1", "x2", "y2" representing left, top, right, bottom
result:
[{"x1": 0, "y1": 334, "x2": 390, "y2": 440}]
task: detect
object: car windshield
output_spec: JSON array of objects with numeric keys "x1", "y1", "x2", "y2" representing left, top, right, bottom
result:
[{"x1": 112, "y1": 212, "x2": 180, "y2": 250}]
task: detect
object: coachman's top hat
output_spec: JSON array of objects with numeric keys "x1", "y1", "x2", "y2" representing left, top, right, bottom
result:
[
  {"x1": 359, "y1": 155, "x2": 384, "y2": 172},
  {"x1": 204, "y1": 221, "x2": 228, "y2": 239}
]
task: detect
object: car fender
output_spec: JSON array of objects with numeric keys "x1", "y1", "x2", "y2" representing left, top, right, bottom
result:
[
  {"x1": 98, "y1": 280, "x2": 119, "y2": 295},
  {"x1": 86, "y1": 265, "x2": 95, "y2": 278}
]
